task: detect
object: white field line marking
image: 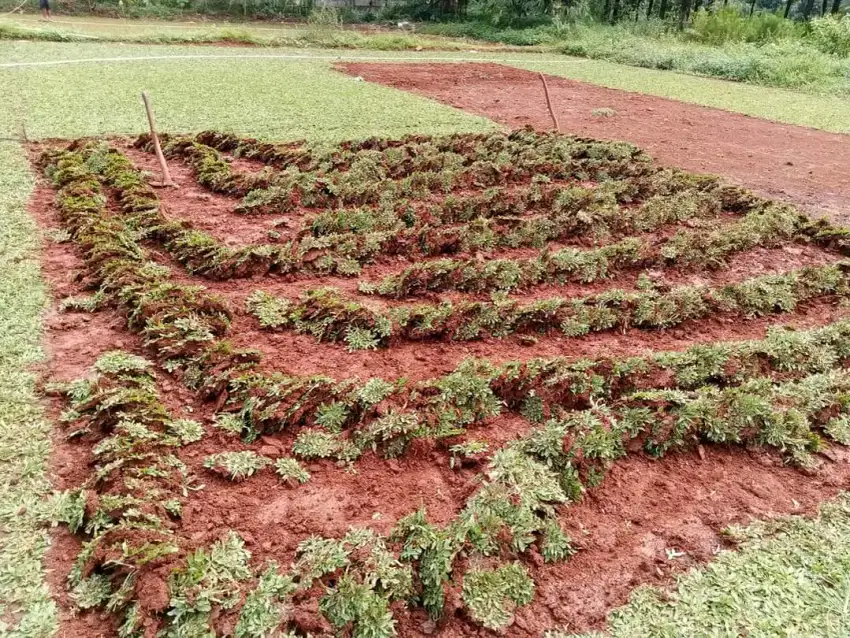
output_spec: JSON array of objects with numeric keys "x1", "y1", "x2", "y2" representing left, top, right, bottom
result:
[{"x1": 0, "y1": 53, "x2": 566, "y2": 69}]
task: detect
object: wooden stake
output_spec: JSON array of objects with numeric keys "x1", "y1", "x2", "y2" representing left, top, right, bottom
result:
[
  {"x1": 141, "y1": 91, "x2": 176, "y2": 188},
  {"x1": 538, "y1": 72, "x2": 561, "y2": 134}
]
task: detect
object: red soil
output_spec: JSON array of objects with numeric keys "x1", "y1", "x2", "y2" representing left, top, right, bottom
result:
[
  {"x1": 336, "y1": 62, "x2": 850, "y2": 222},
  {"x1": 28, "y1": 139, "x2": 850, "y2": 638}
]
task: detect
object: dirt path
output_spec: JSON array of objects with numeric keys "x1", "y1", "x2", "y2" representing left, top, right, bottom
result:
[{"x1": 338, "y1": 62, "x2": 850, "y2": 221}]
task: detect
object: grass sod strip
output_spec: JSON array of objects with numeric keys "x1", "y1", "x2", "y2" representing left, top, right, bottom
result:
[
  {"x1": 302, "y1": 173, "x2": 722, "y2": 239},
  {"x1": 221, "y1": 316, "x2": 850, "y2": 457},
  {"x1": 48, "y1": 352, "x2": 199, "y2": 636},
  {"x1": 43, "y1": 147, "x2": 255, "y2": 375},
  {"x1": 247, "y1": 263, "x2": 850, "y2": 350},
  {"x1": 0, "y1": 142, "x2": 58, "y2": 637},
  {"x1": 361, "y1": 202, "x2": 833, "y2": 297},
  {"x1": 93, "y1": 142, "x2": 408, "y2": 279}
]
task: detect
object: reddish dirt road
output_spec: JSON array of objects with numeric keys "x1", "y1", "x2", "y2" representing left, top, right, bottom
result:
[{"x1": 337, "y1": 62, "x2": 850, "y2": 221}]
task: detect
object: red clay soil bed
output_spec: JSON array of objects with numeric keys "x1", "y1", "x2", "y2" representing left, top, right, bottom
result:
[
  {"x1": 30, "y1": 130, "x2": 850, "y2": 638},
  {"x1": 336, "y1": 62, "x2": 850, "y2": 222}
]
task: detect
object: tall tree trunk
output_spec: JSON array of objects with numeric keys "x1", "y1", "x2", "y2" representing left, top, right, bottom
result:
[
  {"x1": 646, "y1": 0, "x2": 655, "y2": 17},
  {"x1": 831, "y1": 0, "x2": 842, "y2": 12},
  {"x1": 611, "y1": 0, "x2": 621, "y2": 21},
  {"x1": 822, "y1": 0, "x2": 828, "y2": 13},
  {"x1": 603, "y1": 0, "x2": 613, "y2": 20},
  {"x1": 659, "y1": 0, "x2": 669, "y2": 18},
  {"x1": 802, "y1": 0, "x2": 815, "y2": 18},
  {"x1": 678, "y1": 0, "x2": 692, "y2": 27},
  {"x1": 749, "y1": 0, "x2": 756, "y2": 14},
  {"x1": 634, "y1": 0, "x2": 642, "y2": 20},
  {"x1": 784, "y1": 0, "x2": 795, "y2": 15}
]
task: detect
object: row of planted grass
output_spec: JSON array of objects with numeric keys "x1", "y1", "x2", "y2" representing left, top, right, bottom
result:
[
  {"x1": 38, "y1": 132, "x2": 850, "y2": 637},
  {"x1": 246, "y1": 263, "x2": 850, "y2": 350},
  {"x1": 141, "y1": 131, "x2": 834, "y2": 296}
]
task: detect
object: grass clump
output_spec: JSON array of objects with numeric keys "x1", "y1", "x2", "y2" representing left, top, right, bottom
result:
[
  {"x1": 274, "y1": 457, "x2": 311, "y2": 485},
  {"x1": 253, "y1": 262, "x2": 850, "y2": 347},
  {"x1": 234, "y1": 562, "x2": 296, "y2": 638},
  {"x1": 294, "y1": 528, "x2": 413, "y2": 638},
  {"x1": 204, "y1": 451, "x2": 271, "y2": 481},
  {"x1": 462, "y1": 562, "x2": 535, "y2": 630}
]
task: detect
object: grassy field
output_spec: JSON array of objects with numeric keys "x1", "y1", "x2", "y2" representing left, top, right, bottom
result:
[
  {"x1": 0, "y1": 141, "x2": 56, "y2": 637},
  {"x1": 0, "y1": 44, "x2": 496, "y2": 140},
  {"x1": 1, "y1": 34, "x2": 849, "y2": 637},
  {"x1": 2, "y1": 40, "x2": 850, "y2": 135}
]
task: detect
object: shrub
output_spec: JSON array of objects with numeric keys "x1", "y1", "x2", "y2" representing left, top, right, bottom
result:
[
  {"x1": 689, "y1": 8, "x2": 803, "y2": 45},
  {"x1": 810, "y1": 14, "x2": 850, "y2": 56}
]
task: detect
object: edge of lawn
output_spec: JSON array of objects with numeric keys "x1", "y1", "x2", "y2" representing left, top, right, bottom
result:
[
  {"x1": 0, "y1": 141, "x2": 57, "y2": 638},
  {"x1": 552, "y1": 492, "x2": 850, "y2": 638}
]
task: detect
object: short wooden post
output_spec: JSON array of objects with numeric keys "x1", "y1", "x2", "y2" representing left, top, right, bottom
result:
[
  {"x1": 141, "y1": 91, "x2": 176, "y2": 188},
  {"x1": 538, "y1": 72, "x2": 561, "y2": 134}
]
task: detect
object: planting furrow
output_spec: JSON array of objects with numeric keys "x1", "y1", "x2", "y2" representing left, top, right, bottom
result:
[
  {"x1": 184, "y1": 128, "x2": 652, "y2": 182},
  {"x1": 214, "y1": 317, "x2": 850, "y2": 453},
  {"x1": 302, "y1": 164, "x2": 728, "y2": 240},
  {"x1": 42, "y1": 147, "x2": 236, "y2": 365}
]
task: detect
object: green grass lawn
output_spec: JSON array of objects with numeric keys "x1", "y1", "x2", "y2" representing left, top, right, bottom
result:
[
  {"x1": 0, "y1": 36, "x2": 849, "y2": 638},
  {"x1": 2, "y1": 40, "x2": 849, "y2": 135},
  {"x1": 0, "y1": 141, "x2": 56, "y2": 638},
  {"x1": 0, "y1": 45, "x2": 496, "y2": 140},
  {"x1": 0, "y1": 14, "x2": 508, "y2": 52},
  {"x1": 554, "y1": 495, "x2": 850, "y2": 638}
]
